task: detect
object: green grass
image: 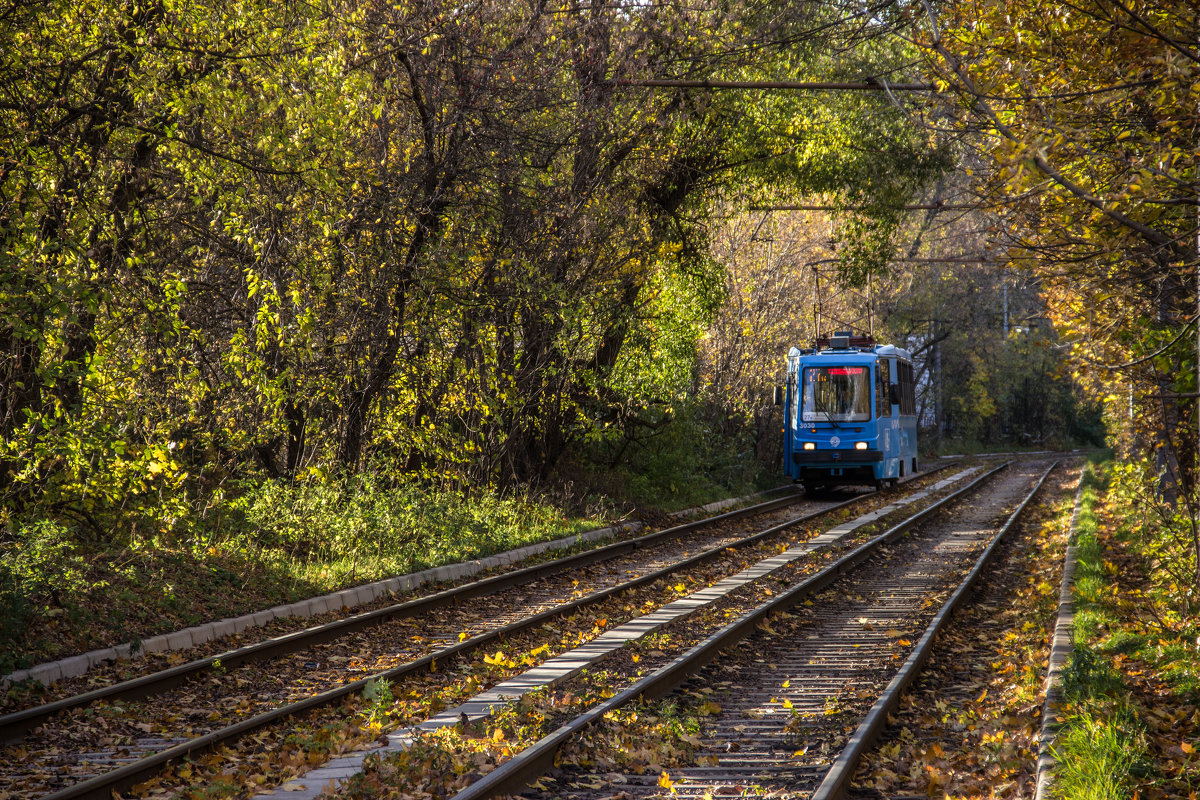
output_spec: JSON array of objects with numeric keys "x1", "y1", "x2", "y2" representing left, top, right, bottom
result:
[
  {"x1": 1050, "y1": 459, "x2": 1146, "y2": 800},
  {"x1": 1, "y1": 418, "x2": 784, "y2": 678},
  {"x1": 1053, "y1": 706, "x2": 1146, "y2": 800},
  {"x1": 221, "y1": 476, "x2": 605, "y2": 584},
  {"x1": 1050, "y1": 457, "x2": 1200, "y2": 799},
  {"x1": 0, "y1": 478, "x2": 609, "y2": 675},
  {"x1": 1, "y1": 396, "x2": 788, "y2": 681}
]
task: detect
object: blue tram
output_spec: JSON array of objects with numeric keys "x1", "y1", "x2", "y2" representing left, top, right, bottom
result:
[{"x1": 780, "y1": 332, "x2": 918, "y2": 491}]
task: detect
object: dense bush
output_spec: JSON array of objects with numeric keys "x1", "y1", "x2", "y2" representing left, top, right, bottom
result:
[
  {"x1": 0, "y1": 522, "x2": 89, "y2": 673},
  {"x1": 222, "y1": 473, "x2": 598, "y2": 579},
  {"x1": 577, "y1": 400, "x2": 769, "y2": 512}
]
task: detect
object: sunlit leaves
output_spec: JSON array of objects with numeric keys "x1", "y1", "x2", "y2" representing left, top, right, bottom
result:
[
  {"x1": 918, "y1": 0, "x2": 1199, "y2": 472},
  {"x1": 3, "y1": 0, "x2": 963, "y2": 540},
  {"x1": 1, "y1": 0, "x2": 360, "y2": 529}
]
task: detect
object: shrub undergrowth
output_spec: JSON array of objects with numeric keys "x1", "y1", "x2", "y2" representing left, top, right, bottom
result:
[
  {"x1": 578, "y1": 401, "x2": 769, "y2": 511},
  {"x1": 221, "y1": 474, "x2": 600, "y2": 584},
  {"x1": 0, "y1": 473, "x2": 606, "y2": 675}
]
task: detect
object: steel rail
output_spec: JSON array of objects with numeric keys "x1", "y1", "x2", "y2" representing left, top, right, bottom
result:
[
  {"x1": 810, "y1": 460, "x2": 1059, "y2": 800},
  {"x1": 445, "y1": 461, "x2": 1008, "y2": 800},
  {"x1": 2, "y1": 486, "x2": 819, "y2": 742},
  {"x1": 30, "y1": 471, "x2": 951, "y2": 800}
]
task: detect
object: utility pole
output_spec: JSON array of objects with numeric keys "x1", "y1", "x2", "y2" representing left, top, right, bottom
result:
[
  {"x1": 1002, "y1": 266, "x2": 1009, "y2": 337},
  {"x1": 813, "y1": 265, "x2": 822, "y2": 340},
  {"x1": 867, "y1": 272, "x2": 874, "y2": 337}
]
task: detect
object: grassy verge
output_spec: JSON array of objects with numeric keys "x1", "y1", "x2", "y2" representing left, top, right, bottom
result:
[
  {"x1": 0, "y1": 478, "x2": 609, "y2": 675},
  {"x1": 2, "y1": 406, "x2": 782, "y2": 677},
  {"x1": 1052, "y1": 459, "x2": 1200, "y2": 800}
]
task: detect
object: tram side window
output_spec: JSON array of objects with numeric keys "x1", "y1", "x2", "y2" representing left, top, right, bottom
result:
[
  {"x1": 875, "y1": 362, "x2": 888, "y2": 418},
  {"x1": 788, "y1": 370, "x2": 799, "y2": 425},
  {"x1": 898, "y1": 361, "x2": 916, "y2": 416}
]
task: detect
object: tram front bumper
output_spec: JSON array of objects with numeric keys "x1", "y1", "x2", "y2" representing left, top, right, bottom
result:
[{"x1": 792, "y1": 449, "x2": 884, "y2": 465}]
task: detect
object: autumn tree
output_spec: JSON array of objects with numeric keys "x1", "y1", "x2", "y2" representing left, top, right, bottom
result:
[
  {"x1": 913, "y1": 0, "x2": 1198, "y2": 594},
  {"x1": 0, "y1": 0, "x2": 957, "y2": 538},
  {"x1": 916, "y1": 0, "x2": 1198, "y2": 475}
]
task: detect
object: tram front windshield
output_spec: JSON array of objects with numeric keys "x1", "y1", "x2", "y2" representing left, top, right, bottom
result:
[{"x1": 801, "y1": 366, "x2": 872, "y2": 423}]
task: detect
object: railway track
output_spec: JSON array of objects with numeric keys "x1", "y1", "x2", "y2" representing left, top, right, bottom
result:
[
  {"x1": 348, "y1": 458, "x2": 1067, "y2": 800},
  {"x1": 0, "y1": 468, "x2": 965, "y2": 800}
]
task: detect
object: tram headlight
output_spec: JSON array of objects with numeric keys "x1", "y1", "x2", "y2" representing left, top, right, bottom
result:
[
  {"x1": 803, "y1": 442, "x2": 816, "y2": 450},
  {"x1": 854, "y1": 441, "x2": 868, "y2": 450}
]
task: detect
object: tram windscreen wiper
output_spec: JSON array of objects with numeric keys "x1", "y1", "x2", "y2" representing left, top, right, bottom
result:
[{"x1": 815, "y1": 398, "x2": 840, "y2": 428}]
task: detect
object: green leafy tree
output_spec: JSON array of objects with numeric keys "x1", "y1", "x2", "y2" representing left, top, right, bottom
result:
[{"x1": 0, "y1": 0, "x2": 351, "y2": 531}]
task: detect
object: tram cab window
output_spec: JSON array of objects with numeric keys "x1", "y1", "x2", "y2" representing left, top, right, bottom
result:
[{"x1": 802, "y1": 366, "x2": 871, "y2": 422}]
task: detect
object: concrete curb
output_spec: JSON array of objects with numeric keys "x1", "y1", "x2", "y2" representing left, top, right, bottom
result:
[
  {"x1": 1034, "y1": 466, "x2": 1086, "y2": 800},
  {"x1": 4, "y1": 485, "x2": 790, "y2": 688}
]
